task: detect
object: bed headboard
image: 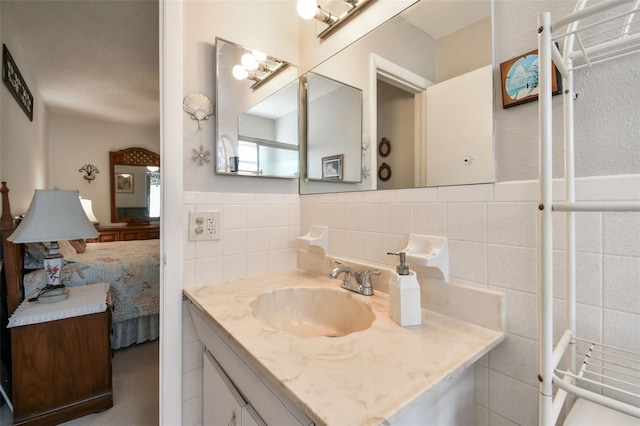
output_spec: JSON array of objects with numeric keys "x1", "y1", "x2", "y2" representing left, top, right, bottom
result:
[{"x1": 1, "y1": 182, "x2": 24, "y2": 315}]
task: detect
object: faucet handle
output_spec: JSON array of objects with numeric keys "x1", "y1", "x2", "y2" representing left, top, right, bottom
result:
[
  {"x1": 363, "y1": 268, "x2": 381, "y2": 278},
  {"x1": 360, "y1": 269, "x2": 381, "y2": 296}
]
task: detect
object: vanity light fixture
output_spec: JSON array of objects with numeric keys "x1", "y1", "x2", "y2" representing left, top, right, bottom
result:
[
  {"x1": 79, "y1": 164, "x2": 99, "y2": 183},
  {"x1": 297, "y1": 0, "x2": 376, "y2": 39},
  {"x1": 146, "y1": 166, "x2": 160, "y2": 172},
  {"x1": 232, "y1": 50, "x2": 287, "y2": 90}
]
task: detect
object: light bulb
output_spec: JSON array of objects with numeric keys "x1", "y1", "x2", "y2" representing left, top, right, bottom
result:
[
  {"x1": 297, "y1": 0, "x2": 318, "y2": 20},
  {"x1": 241, "y1": 53, "x2": 259, "y2": 71},
  {"x1": 232, "y1": 65, "x2": 249, "y2": 80},
  {"x1": 252, "y1": 50, "x2": 267, "y2": 62}
]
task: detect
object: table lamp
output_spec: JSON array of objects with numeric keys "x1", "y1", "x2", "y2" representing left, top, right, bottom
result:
[
  {"x1": 80, "y1": 197, "x2": 99, "y2": 225},
  {"x1": 8, "y1": 188, "x2": 99, "y2": 302}
]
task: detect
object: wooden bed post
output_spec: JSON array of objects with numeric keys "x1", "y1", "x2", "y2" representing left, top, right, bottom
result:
[{"x1": 1, "y1": 182, "x2": 24, "y2": 315}]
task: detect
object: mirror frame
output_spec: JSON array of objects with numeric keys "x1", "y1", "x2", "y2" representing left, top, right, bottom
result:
[{"x1": 109, "y1": 147, "x2": 160, "y2": 224}]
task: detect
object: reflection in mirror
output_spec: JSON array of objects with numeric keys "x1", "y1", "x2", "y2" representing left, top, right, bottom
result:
[
  {"x1": 110, "y1": 147, "x2": 160, "y2": 224},
  {"x1": 237, "y1": 79, "x2": 299, "y2": 177},
  {"x1": 305, "y1": 72, "x2": 362, "y2": 183},
  {"x1": 216, "y1": 38, "x2": 299, "y2": 178},
  {"x1": 300, "y1": 0, "x2": 494, "y2": 194}
]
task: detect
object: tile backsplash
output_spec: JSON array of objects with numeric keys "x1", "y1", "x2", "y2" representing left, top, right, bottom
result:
[{"x1": 182, "y1": 175, "x2": 640, "y2": 426}]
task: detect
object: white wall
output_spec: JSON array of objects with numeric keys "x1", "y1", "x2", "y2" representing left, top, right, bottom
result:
[
  {"x1": 47, "y1": 114, "x2": 159, "y2": 225},
  {"x1": 0, "y1": 11, "x2": 49, "y2": 213},
  {"x1": 494, "y1": 0, "x2": 640, "y2": 182}
]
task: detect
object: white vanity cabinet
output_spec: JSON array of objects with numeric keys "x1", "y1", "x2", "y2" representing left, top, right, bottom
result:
[
  {"x1": 191, "y1": 303, "x2": 314, "y2": 426},
  {"x1": 203, "y1": 351, "x2": 266, "y2": 426}
]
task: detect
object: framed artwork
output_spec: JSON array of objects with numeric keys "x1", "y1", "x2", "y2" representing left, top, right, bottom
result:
[
  {"x1": 500, "y1": 48, "x2": 562, "y2": 108},
  {"x1": 322, "y1": 154, "x2": 343, "y2": 181},
  {"x1": 2, "y1": 44, "x2": 34, "y2": 121},
  {"x1": 115, "y1": 173, "x2": 134, "y2": 193}
]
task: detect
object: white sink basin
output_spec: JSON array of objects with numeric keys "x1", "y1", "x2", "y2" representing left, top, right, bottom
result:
[{"x1": 250, "y1": 287, "x2": 375, "y2": 338}]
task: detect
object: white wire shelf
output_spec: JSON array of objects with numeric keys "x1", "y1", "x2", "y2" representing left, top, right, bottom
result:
[
  {"x1": 549, "y1": 0, "x2": 640, "y2": 71},
  {"x1": 553, "y1": 335, "x2": 640, "y2": 419}
]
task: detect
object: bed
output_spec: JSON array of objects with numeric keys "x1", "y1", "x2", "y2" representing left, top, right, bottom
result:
[{"x1": 0, "y1": 182, "x2": 160, "y2": 350}]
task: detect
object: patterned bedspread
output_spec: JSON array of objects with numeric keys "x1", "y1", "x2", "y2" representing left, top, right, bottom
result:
[{"x1": 23, "y1": 240, "x2": 160, "y2": 323}]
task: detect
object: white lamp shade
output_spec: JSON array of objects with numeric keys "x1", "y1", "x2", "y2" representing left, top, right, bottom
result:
[
  {"x1": 8, "y1": 189, "x2": 99, "y2": 243},
  {"x1": 80, "y1": 198, "x2": 99, "y2": 224}
]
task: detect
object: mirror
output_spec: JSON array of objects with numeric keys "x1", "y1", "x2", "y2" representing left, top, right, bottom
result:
[
  {"x1": 300, "y1": 0, "x2": 494, "y2": 194},
  {"x1": 216, "y1": 38, "x2": 299, "y2": 178},
  {"x1": 304, "y1": 72, "x2": 362, "y2": 183},
  {"x1": 110, "y1": 147, "x2": 160, "y2": 224}
]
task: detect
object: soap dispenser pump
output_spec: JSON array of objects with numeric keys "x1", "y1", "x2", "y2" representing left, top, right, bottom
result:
[{"x1": 387, "y1": 252, "x2": 421, "y2": 326}]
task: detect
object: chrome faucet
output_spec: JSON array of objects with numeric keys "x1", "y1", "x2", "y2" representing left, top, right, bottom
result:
[{"x1": 329, "y1": 260, "x2": 380, "y2": 296}]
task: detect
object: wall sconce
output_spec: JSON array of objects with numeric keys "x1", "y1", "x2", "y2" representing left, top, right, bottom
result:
[
  {"x1": 297, "y1": 0, "x2": 376, "y2": 39},
  {"x1": 232, "y1": 49, "x2": 287, "y2": 89},
  {"x1": 79, "y1": 164, "x2": 100, "y2": 183}
]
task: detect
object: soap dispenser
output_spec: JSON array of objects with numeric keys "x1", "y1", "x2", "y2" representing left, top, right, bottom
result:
[{"x1": 387, "y1": 252, "x2": 421, "y2": 326}]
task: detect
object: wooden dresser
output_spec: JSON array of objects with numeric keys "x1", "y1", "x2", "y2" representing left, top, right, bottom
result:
[
  {"x1": 9, "y1": 283, "x2": 113, "y2": 425},
  {"x1": 87, "y1": 223, "x2": 159, "y2": 243}
]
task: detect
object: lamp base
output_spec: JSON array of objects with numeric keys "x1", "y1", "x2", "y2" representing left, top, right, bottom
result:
[{"x1": 37, "y1": 285, "x2": 70, "y2": 304}]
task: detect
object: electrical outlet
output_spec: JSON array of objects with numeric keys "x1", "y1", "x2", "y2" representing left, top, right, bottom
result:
[{"x1": 189, "y1": 211, "x2": 221, "y2": 241}]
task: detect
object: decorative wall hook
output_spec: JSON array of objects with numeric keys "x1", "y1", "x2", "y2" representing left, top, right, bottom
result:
[
  {"x1": 79, "y1": 164, "x2": 100, "y2": 183},
  {"x1": 183, "y1": 93, "x2": 215, "y2": 129}
]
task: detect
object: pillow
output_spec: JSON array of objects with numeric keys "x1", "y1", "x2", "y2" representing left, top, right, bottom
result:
[
  {"x1": 23, "y1": 242, "x2": 48, "y2": 269},
  {"x1": 58, "y1": 240, "x2": 77, "y2": 260},
  {"x1": 68, "y1": 239, "x2": 87, "y2": 254},
  {"x1": 23, "y1": 241, "x2": 78, "y2": 269}
]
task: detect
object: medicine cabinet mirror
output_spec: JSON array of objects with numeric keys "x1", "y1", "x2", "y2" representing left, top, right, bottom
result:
[
  {"x1": 300, "y1": 0, "x2": 495, "y2": 194},
  {"x1": 215, "y1": 38, "x2": 299, "y2": 178},
  {"x1": 303, "y1": 72, "x2": 363, "y2": 183}
]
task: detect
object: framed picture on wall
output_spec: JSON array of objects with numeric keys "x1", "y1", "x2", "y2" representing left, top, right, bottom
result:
[
  {"x1": 2, "y1": 44, "x2": 34, "y2": 121},
  {"x1": 322, "y1": 154, "x2": 343, "y2": 181},
  {"x1": 115, "y1": 173, "x2": 134, "y2": 193},
  {"x1": 500, "y1": 48, "x2": 562, "y2": 108}
]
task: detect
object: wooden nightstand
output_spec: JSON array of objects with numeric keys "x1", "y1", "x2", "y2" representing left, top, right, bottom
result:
[{"x1": 8, "y1": 283, "x2": 113, "y2": 425}]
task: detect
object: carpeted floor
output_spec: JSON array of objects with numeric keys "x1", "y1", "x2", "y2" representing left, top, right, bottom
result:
[{"x1": 0, "y1": 339, "x2": 159, "y2": 426}]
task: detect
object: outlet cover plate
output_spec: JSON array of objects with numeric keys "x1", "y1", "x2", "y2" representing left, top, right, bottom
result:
[{"x1": 189, "y1": 211, "x2": 221, "y2": 241}]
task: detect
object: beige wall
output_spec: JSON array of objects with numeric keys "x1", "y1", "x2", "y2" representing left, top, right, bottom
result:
[
  {"x1": 0, "y1": 8, "x2": 49, "y2": 213},
  {"x1": 436, "y1": 16, "x2": 492, "y2": 83}
]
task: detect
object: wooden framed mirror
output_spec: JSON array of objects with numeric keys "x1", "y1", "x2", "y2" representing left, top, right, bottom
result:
[{"x1": 109, "y1": 147, "x2": 160, "y2": 224}]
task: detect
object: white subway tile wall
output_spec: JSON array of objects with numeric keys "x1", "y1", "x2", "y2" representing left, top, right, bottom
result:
[{"x1": 182, "y1": 175, "x2": 640, "y2": 426}]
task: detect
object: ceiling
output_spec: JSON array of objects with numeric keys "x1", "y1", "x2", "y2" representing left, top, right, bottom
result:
[{"x1": 2, "y1": 0, "x2": 159, "y2": 127}]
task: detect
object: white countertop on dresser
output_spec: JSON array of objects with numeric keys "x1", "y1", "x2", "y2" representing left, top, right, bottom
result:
[{"x1": 184, "y1": 269, "x2": 505, "y2": 426}]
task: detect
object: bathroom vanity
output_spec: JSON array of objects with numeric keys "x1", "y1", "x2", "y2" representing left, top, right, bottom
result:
[{"x1": 185, "y1": 268, "x2": 505, "y2": 425}]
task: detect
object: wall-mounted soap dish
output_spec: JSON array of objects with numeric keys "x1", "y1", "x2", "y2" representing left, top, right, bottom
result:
[
  {"x1": 297, "y1": 225, "x2": 329, "y2": 254},
  {"x1": 401, "y1": 234, "x2": 449, "y2": 281}
]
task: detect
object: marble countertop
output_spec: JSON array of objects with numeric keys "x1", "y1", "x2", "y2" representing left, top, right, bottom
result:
[{"x1": 184, "y1": 269, "x2": 504, "y2": 425}]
